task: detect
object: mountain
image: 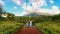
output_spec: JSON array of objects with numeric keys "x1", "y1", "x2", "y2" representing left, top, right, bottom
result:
[
  {"x1": 25, "y1": 12, "x2": 49, "y2": 16},
  {"x1": 24, "y1": 12, "x2": 52, "y2": 17},
  {"x1": 25, "y1": 12, "x2": 39, "y2": 16}
]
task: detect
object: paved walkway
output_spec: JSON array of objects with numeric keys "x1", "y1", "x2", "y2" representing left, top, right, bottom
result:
[{"x1": 17, "y1": 26, "x2": 43, "y2": 34}]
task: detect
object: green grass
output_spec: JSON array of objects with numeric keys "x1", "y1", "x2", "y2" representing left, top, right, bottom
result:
[
  {"x1": 0, "y1": 21, "x2": 60, "y2": 34},
  {"x1": 0, "y1": 21, "x2": 23, "y2": 34},
  {"x1": 36, "y1": 21, "x2": 60, "y2": 34}
]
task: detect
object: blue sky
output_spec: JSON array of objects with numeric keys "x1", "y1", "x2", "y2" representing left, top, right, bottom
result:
[{"x1": 0, "y1": 0, "x2": 60, "y2": 16}]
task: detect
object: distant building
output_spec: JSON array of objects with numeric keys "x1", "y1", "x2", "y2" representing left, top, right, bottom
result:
[{"x1": 1, "y1": 14, "x2": 7, "y2": 17}]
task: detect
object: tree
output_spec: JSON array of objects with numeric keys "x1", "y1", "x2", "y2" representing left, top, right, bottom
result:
[
  {"x1": 0, "y1": 5, "x2": 2, "y2": 18},
  {"x1": 7, "y1": 13, "x2": 15, "y2": 21},
  {"x1": 51, "y1": 14, "x2": 60, "y2": 22}
]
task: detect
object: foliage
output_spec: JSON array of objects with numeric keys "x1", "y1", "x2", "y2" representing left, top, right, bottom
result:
[
  {"x1": 36, "y1": 21, "x2": 60, "y2": 34},
  {"x1": 0, "y1": 21, "x2": 23, "y2": 34}
]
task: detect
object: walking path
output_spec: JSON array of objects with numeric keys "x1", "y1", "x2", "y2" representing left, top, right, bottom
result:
[{"x1": 17, "y1": 26, "x2": 43, "y2": 34}]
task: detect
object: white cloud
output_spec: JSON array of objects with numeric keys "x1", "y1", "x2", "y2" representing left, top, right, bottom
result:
[
  {"x1": 20, "y1": 0, "x2": 47, "y2": 16},
  {"x1": 20, "y1": 11, "x2": 27, "y2": 16},
  {"x1": 13, "y1": 0, "x2": 21, "y2": 5},
  {"x1": 40, "y1": 6, "x2": 60, "y2": 15},
  {"x1": 38, "y1": 0, "x2": 47, "y2": 6},
  {"x1": 52, "y1": 6, "x2": 60, "y2": 14},
  {"x1": 22, "y1": 3, "x2": 26, "y2": 10},
  {"x1": 30, "y1": 0, "x2": 47, "y2": 8},
  {"x1": 13, "y1": 0, "x2": 26, "y2": 6},
  {"x1": 14, "y1": 6, "x2": 17, "y2": 9},
  {"x1": 26, "y1": 6, "x2": 33, "y2": 11},
  {"x1": 49, "y1": 0, "x2": 54, "y2": 4},
  {"x1": 13, "y1": 0, "x2": 47, "y2": 9},
  {"x1": 12, "y1": 0, "x2": 60, "y2": 16},
  {"x1": 20, "y1": 5, "x2": 60, "y2": 16},
  {"x1": 21, "y1": 6, "x2": 33, "y2": 16},
  {"x1": 32, "y1": 2, "x2": 38, "y2": 8},
  {"x1": 52, "y1": 6, "x2": 58, "y2": 10},
  {"x1": 0, "y1": 0, "x2": 5, "y2": 5}
]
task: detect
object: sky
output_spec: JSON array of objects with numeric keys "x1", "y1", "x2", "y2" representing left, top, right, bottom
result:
[{"x1": 0, "y1": 0, "x2": 60, "y2": 16}]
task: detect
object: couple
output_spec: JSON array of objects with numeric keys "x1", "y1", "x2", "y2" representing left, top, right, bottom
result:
[{"x1": 24, "y1": 20, "x2": 33, "y2": 27}]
